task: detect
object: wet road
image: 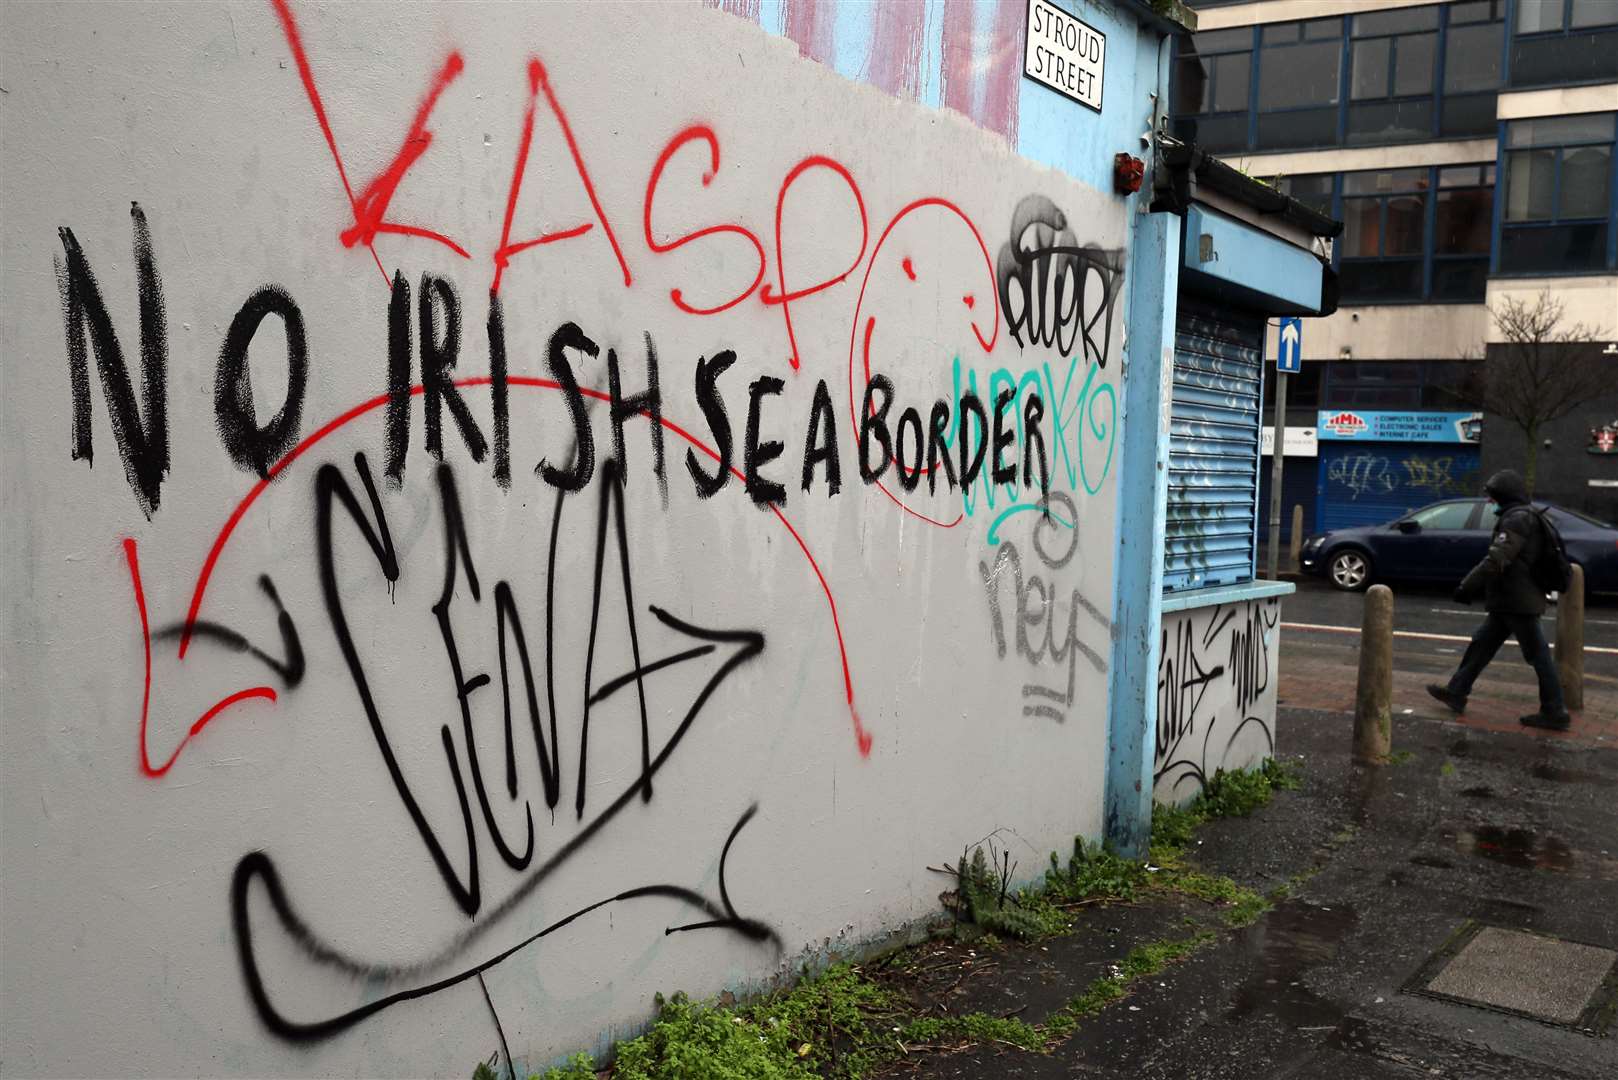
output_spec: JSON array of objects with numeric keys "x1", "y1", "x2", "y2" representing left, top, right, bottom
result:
[{"x1": 1277, "y1": 577, "x2": 1617, "y2": 735}]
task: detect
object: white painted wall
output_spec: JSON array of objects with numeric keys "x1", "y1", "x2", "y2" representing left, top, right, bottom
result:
[
  {"x1": 1154, "y1": 597, "x2": 1282, "y2": 806},
  {"x1": 1266, "y1": 303, "x2": 1493, "y2": 363},
  {"x1": 1225, "y1": 139, "x2": 1498, "y2": 180},
  {"x1": 1485, "y1": 277, "x2": 1618, "y2": 341},
  {"x1": 0, "y1": 2, "x2": 1134, "y2": 1075}
]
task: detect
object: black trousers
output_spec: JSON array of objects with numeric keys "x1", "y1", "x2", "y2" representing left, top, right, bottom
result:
[{"x1": 1447, "y1": 611, "x2": 1566, "y2": 715}]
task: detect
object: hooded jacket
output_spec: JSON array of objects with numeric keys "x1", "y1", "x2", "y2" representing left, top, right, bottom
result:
[{"x1": 1457, "y1": 469, "x2": 1547, "y2": 615}]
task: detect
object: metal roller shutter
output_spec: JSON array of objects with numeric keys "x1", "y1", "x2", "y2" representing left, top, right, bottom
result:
[
  {"x1": 1165, "y1": 308, "x2": 1264, "y2": 592},
  {"x1": 1258, "y1": 457, "x2": 1319, "y2": 543},
  {"x1": 1317, "y1": 442, "x2": 1482, "y2": 532}
]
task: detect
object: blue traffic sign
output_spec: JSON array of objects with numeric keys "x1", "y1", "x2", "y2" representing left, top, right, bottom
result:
[{"x1": 1277, "y1": 317, "x2": 1302, "y2": 373}]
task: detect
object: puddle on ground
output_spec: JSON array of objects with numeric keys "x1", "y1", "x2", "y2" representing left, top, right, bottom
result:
[
  {"x1": 1226, "y1": 899, "x2": 1358, "y2": 1031},
  {"x1": 1409, "y1": 854, "x2": 1455, "y2": 870},
  {"x1": 1450, "y1": 826, "x2": 1573, "y2": 872},
  {"x1": 1529, "y1": 761, "x2": 1618, "y2": 787},
  {"x1": 1443, "y1": 825, "x2": 1618, "y2": 879}
]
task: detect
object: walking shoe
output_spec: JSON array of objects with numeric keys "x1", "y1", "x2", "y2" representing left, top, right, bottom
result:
[
  {"x1": 1426, "y1": 684, "x2": 1467, "y2": 714},
  {"x1": 1520, "y1": 711, "x2": 1572, "y2": 731}
]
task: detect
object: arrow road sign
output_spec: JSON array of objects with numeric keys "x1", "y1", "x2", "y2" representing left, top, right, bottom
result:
[{"x1": 1277, "y1": 317, "x2": 1302, "y2": 373}]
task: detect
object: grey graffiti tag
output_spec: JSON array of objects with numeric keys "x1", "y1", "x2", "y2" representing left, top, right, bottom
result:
[{"x1": 980, "y1": 492, "x2": 1108, "y2": 722}]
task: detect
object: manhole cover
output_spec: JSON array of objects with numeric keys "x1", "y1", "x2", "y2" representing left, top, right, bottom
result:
[{"x1": 1405, "y1": 921, "x2": 1618, "y2": 1034}]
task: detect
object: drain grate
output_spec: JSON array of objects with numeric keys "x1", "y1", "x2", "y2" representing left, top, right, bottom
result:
[{"x1": 1405, "y1": 921, "x2": 1618, "y2": 1035}]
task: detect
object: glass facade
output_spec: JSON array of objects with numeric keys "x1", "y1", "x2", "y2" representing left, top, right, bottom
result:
[
  {"x1": 1500, "y1": 114, "x2": 1616, "y2": 274},
  {"x1": 1172, "y1": 3, "x2": 1506, "y2": 154},
  {"x1": 1174, "y1": 4, "x2": 1618, "y2": 286}
]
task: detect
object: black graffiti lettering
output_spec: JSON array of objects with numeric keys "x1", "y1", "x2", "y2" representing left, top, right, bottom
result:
[
  {"x1": 420, "y1": 274, "x2": 488, "y2": 466},
  {"x1": 487, "y1": 291, "x2": 511, "y2": 489},
  {"x1": 1022, "y1": 392, "x2": 1049, "y2": 496},
  {"x1": 894, "y1": 406, "x2": 923, "y2": 493},
  {"x1": 431, "y1": 464, "x2": 534, "y2": 876},
  {"x1": 1229, "y1": 600, "x2": 1277, "y2": 714},
  {"x1": 744, "y1": 375, "x2": 787, "y2": 508},
  {"x1": 56, "y1": 202, "x2": 169, "y2": 517},
  {"x1": 926, "y1": 400, "x2": 957, "y2": 495},
  {"x1": 232, "y1": 800, "x2": 774, "y2": 1043},
  {"x1": 686, "y1": 350, "x2": 735, "y2": 498},
  {"x1": 608, "y1": 332, "x2": 666, "y2": 499},
  {"x1": 153, "y1": 575, "x2": 305, "y2": 689},
  {"x1": 859, "y1": 373, "x2": 894, "y2": 482},
  {"x1": 215, "y1": 286, "x2": 309, "y2": 479},
  {"x1": 996, "y1": 194, "x2": 1124, "y2": 368},
  {"x1": 957, "y1": 391, "x2": 988, "y2": 490},
  {"x1": 494, "y1": 580, "x2": 561, "y2": 811},
  {"x1": 385, "y1": 272, "x2": 412, "y2": 485},
  {"x1": 991, "y1": 388, "x2": 1017, "y2": 486},
  {"x1": 576, "y1": 458, "x2": 654, "y2": 817},
  {"x1": 318, "y1": 452, "x2": 482, "y2": 917},
  {"x1": 537, "y1": 322, "x2": 599, "y2": 492},
  {"x1": 801, "y1": 378, "x2": 842, "y2": 497}
]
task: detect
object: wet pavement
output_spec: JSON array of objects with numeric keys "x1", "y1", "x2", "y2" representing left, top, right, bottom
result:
[
  {"x1": 879, "y1": 649, "x2": 1618, "y2": 1077},
  {"x1": 1277, "y1": 577, "x2": 1618, "y2": 741}
]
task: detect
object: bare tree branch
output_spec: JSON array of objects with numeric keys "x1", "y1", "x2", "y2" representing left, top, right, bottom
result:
[{"x1": 1454, "y1": 290, "x2": 1613, "y2": 492}]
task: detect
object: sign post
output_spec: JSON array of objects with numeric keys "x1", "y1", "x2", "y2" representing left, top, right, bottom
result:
[{"x1": 1269, "y1": 318, "x2": 1302, "y2": 580}]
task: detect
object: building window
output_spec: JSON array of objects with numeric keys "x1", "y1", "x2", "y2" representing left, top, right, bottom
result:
[
  {"x1": 1500, "y1": 114, "x2": 1616, "y2": 274},
  {"x1": 1442, "y1": 1, "x2": 1504, "y2": 135},
  {"x1": 1256, "y1": 17, "x2": 1343, "y2": 150},
  {"x1": 1340, "y1": 168, "x2": 1430, "y2": 301},
  {"x1": 1517, "y1": 0, "x2": 1618, "y2": 33},
  {"x1": 1172, "y1": 27, "x2": 1254, "y2": 153},
  {"x1": 1273, "y1": 173, "x2": 1335, "y2": 216},
  {"x1": 1348, "y1": 5, "x2": 1438, "y2": 144},
  {"x1": 1511, "y1": 0, "x2": 1618, "y2": 86},
  {"x1": 1433, "y1": 164, "x2": 1494, "y2": 299}
]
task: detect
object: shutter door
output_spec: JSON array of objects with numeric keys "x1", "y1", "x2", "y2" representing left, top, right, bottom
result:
[
  {"x1": 1258, "y1": 456, "x2": 1320, "y2": 542},
  {"x1": 1317, "y1": 442, "x2": 1482, "y2": 532},
  {"x1": 1165, "y1": 309, "x2": 1264, "y2": 592}
]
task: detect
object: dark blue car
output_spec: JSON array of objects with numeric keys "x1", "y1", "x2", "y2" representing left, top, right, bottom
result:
[{"x1": 1299, "y1": 498, "x2": 1618, "y2": 594}]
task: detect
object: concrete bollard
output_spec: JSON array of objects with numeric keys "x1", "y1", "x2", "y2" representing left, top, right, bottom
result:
[
  {"x1": 1556, "y1": 563, "x2": 1585, "y2": 712},
  {"x1": 1289, "y1": 504, "x2": 1305, "y2": 572},
  {"x1": 1354, "y1": 584, "x2": 1394, "y2": 763}
]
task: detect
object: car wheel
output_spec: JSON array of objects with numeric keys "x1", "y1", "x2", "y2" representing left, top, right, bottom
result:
[{"x1": 1328, "y1": 549, "x2": 1373, "y2": 592}]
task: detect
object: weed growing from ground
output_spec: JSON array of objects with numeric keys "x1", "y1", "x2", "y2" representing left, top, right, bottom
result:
[{"x1": 474, "y1": 759, "x2": 1301, "y2": 1079}]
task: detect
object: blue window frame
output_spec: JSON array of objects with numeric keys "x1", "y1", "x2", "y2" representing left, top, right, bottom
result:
[
  {"x1": 1172, "y1": 27, "x2": 1254, "y2": 153},
  {"x1": 1498, "y1": 113, "x2": 1617, "y2": 273},
  {"x1": 1164, "y1": 2, "x2": 1535, "y2": 152},
  {"x1": 1270, "y1": 165, "x2": 1497, "y2": 304},
  {"x1": 1433, "y1": 164, "x2": 1494, "y2": 298},
  {"x1": 1340, "y1": 168, "x2": 1432, "y2": 301},
  {"x1": 1256, "y1": 17, "x2": 1343, "y2": 150},
  {"x1": 1441, "y1": 1, "x2": 1505, "y2": 135},
  {"x1": 1348, "y1": 6, "x2": 1439, "y2": 144},
  {"x1": 1511, "y1": 0, "x2": 1618, "y2": 85}
]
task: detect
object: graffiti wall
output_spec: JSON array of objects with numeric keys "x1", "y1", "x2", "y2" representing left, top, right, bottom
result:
[
  {"x1": 0, "y1": 2, "x2": 1132, "y2": 1075},
  {"x1": 1154, "y1": 598, "x2": 1282, "y2": 805}
]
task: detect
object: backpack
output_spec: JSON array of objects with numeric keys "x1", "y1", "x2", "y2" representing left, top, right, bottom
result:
[{"x1": 1530, "y1": 509, "x2": 1573, "y2": 594}]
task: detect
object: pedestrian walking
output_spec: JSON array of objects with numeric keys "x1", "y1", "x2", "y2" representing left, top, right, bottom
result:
[{"x1": 1427, "y1": 470, "x2": 1570, "y2": 730}]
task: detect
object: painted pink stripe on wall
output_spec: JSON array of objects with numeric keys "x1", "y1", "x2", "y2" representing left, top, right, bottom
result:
[
  {"x1": 981, "y1": 0, "x2": 1022, "y2": 145},
  {"x1": 710, "y1": 0, "x2": 763, "y2": 23},
  {"x1": 783, "y1": 0, "x2": 836, "y2": 65},
  {"x1": 941, "y1": 0, "x2": 1020, "y2": 144},
  {"x1": 867, "y1": 0, "x2": 928, "y2": 102},
  {"x1": 941, "y1": 0, "x2": 977, "y2": 119}
]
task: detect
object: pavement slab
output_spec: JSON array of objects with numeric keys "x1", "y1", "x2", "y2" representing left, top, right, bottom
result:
[{"x1": 873, "y1": 700, "x2": 1618, "y2": 1079}]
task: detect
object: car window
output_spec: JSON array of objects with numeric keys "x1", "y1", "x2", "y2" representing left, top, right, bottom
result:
[{"x1": 1409, "y1": 501, "x2": 1474, "y2": 530}]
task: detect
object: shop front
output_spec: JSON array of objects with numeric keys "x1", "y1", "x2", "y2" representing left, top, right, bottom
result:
[{"x1": 1316, "y1": 410, "x2": 1484, "y2": 531}]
